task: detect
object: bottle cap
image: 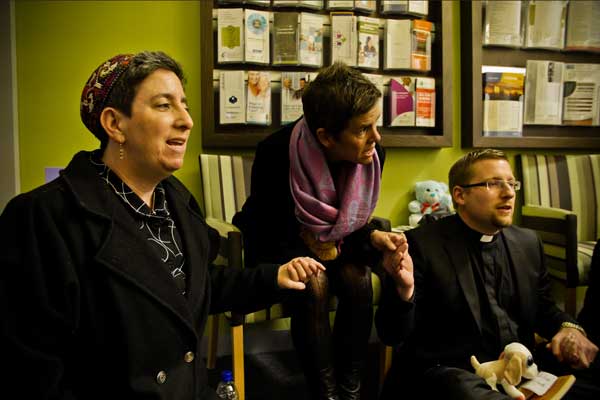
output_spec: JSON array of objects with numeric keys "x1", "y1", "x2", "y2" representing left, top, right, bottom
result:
[{"x1": 221, "y1": 370, "x2": 233, "y2": 382}]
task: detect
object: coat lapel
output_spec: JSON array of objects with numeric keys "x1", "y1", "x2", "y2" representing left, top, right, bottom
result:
[
  {"x1": 164, "y1": 184, "x2": 210, "y2": 323},
  {"x1": 95, "y1": 195, "x2": 196, "y2": 334},
  {"x1": 63, "y1": 152, "x2": 206, "y2": 336},
  {"x1": 501, "y1": 228, "x2": 533, "y2": 323},
  {"x1": 444, "y1": 220, "x2": 482, "y2": 333}
]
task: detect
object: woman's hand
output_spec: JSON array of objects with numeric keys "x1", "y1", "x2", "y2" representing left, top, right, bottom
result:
[
  {"x1": 277, "y1": 257, "x2": 326, "y2": 290},
  {"x1": 371, "y1": 230, "x2": 415, "y2": 301}
]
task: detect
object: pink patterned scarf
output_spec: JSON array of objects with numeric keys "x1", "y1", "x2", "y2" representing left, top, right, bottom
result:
[{"x1": 289, "y1": 117, "x2": 380, "y2": 247}]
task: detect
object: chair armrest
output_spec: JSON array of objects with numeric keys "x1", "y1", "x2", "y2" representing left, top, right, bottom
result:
[
  {"x1": 206, "y1": 217, "x2": 243, "y2": 270},
  {"x1": 521, "y1": 205, "x2": 579, "y2": 286},
  {"x1": 206, "y1": 217, "x2": 240, "y2": 236},
  {"x1": 206, "y1": 217, "x2": 245, "y2": 326},
  {"x1": 522, "y1": 205, "x2": 575, "y2": 220}
]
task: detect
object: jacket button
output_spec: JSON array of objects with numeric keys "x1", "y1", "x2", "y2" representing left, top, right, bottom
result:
[
  {"x1": 156, "y1": 370, "x2": 167, "y2": 384},
  {"x1": 184, "y1": 351, "x2": 195, "y2": 363}
]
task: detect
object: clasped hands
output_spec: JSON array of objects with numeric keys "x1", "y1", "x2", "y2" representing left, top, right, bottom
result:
[
  {"x1": 371, "y1": 230, "x2": 414, "y2": 301},
  {"x1": 548, "y1": 327, "x2": 599, "y2": 369},
  {"x1": 277, "y1": 257, "x2": 326, "y2": 290}
]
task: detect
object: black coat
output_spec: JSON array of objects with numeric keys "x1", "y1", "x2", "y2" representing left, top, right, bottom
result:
[
  {"x1": 375, "y1": 214, "x2": 576, "y2": 395},
  {"x1": 232, "y1": 122, "x2": 385, "y2": 268},
  {"x1": 0, "y1": 151, "x2": 282, "y2": 399}
]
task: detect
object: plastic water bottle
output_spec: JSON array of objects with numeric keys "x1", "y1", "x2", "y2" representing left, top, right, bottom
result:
[{"x1": 216, "y1": 370, "x2": 239, "y2": 400}]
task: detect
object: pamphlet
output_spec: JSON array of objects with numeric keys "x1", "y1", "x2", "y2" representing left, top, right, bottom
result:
[
  {"x1": 384, "y1": 19, "x2": 411, "y2": 70},
  {"x1": 219, "y1": 70, "x2": 246, "y2": 124},
  {"x1": 389, "y1": 76, "x2": 416, "y2": 126},
  {"x1": 562, "y1": 63, "x2": 600, "y2": 126},
  {"x1": 415, "y1": 77, "x2": 435, "y2": 127},
  {"x1": 245, "y1": 9, "x2": 270, "y2": 64},
  {"x1": 524, "y1": 60, "x2": 564, "y2": 125},
  {"x1": 411, "y1": 19, "x2": 433, "y2": 71},
  {"x1": 565, "y1": 1, "x2": 600, "y2": 52},
  {"x1": 327, "y1": 0, "x2": 354, "y2": 10},
  {"x1": 281, "y1": 72, "x2": 309, "y2": 124},
  {"x1": 299, "y1": 12, "x2": 324, "y2": 67},
  {"x1": 273, "y1": 12, "x2": 300, "y2": 65},
  {"x1": 357, "y1": 16, "x2": 380, "y2": 69},
  {"x1": 217, "y1": 8, "x2": 244, "y2": 64},
  {"x1": 246, "y1": 71, "x2": 272, "y2": 125},
  {"x1": 483, "y1": 0, "x2": 523, "y2": 47},
  {"x1": 524, "y1": 0, "x2": 567, "y2": 50},
  {"x1": 363, "y1": 73, "x2": 384, "y2": 126},
  {"x1": 331, "y1": 14, "x2": 357, "y2": 67},
  {"x1": 482, "y1": 66, "x2": 525, "y2": 136}
]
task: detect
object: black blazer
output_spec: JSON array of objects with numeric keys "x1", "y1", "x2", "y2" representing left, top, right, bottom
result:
[
  {"x1": 375, "y1": 214, "x2": 575, "y2": 386},
  {"x1": 233, "y1": 121, "x2": 385, "y2": 268}
]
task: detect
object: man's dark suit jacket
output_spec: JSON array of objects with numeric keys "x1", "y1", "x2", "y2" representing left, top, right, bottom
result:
[{"x1": 375, "y1": 214, "x2": 576, "y2": 397}]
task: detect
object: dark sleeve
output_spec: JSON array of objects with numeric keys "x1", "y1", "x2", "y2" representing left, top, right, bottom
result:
[
  {"x1": 375, "y1": 274, "x2": 415, "y2": 346},
  {"x1": 0, "y1": 193, "x2": 80, "y2": 399},
  {"x1": 375, "y1": 221, "x2": 416, "y2": 346},
  {"x1": 578, "y1": 240, "x2": 600, "y2": 344},
  {"x1": 200, "y1": 203, "x2": 285, "y2": 315},
  {"x1": 209, "y1": 260, "x2": 284, "y2": 315}
]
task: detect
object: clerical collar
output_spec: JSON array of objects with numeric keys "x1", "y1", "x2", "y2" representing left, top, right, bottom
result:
[
  {"x1": 480, "y1": 234, "x2": 495, "y2": 243},
  {"x1": 456, "y1": 214, "x2": 500, "y2": 244}
]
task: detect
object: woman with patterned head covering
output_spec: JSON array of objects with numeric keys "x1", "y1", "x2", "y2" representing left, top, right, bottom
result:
[{"x1": 0, "y1": 51, "x2": 324, "y2": 399}]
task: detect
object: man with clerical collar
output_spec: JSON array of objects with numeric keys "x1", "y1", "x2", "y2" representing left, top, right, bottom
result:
[{"x1": 376, "y1": 149, "x2": 599, "y2": 399}]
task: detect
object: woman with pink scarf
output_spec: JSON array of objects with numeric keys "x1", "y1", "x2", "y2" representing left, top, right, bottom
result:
[{"x1": 233, "y1": 63, "x2": 414, "y2": 400}]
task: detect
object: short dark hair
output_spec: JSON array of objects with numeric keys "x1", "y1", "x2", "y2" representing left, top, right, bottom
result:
[
  {"x1": 106, "y1": 51, "x2": 185, "y2": 117},
  {"x1": 301, "y1": 62, "x2": 381, "y2": 139},
  {"x1": 448, "y1": 149, "x2": 508, "y2": 207}
]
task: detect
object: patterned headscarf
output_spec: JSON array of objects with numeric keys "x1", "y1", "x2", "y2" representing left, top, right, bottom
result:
[{"x1": 80, "y1": 54, "x2": 134, "y2": 142}]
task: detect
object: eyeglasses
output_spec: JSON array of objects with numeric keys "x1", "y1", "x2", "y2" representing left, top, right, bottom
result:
[{"x1": 459, "y1": 179, "x2": 521, "y2": 192}]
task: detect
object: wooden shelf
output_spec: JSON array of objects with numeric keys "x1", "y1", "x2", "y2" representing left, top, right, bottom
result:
[
  {"x1": 200, "y1": 1, "x2": 454, "y2": 148},
  {"x1": 461, "y1": 1, "x2": 600, "y2": 149}
]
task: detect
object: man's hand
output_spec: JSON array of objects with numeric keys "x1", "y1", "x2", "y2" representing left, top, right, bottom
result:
[
  {"x1": 277, "y1": 257, "x2": 326, "y2": 290},
  {"x1": 371, "y1": 230, "x2": 414, "y2": 301},
  {"x1": 547, "y1": 327, "x2": 599, "y2": 369}
]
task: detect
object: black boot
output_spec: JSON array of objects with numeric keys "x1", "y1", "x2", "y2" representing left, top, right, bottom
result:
[
  {"x1": 337, "y1": 362, "x2": 361, "y2": 400},
  {"x1": 317, "y1": 366, "x2": 340, "y2": 400}
]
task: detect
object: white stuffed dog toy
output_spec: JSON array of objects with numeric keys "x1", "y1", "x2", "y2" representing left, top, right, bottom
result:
[{"x1": 471, "y1": 342, "x2": 539, "y2": 400}]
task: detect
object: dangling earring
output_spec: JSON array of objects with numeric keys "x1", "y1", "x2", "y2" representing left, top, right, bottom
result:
[{"x1": 119, "y1": 142, "x2": 124, "y2": 160}]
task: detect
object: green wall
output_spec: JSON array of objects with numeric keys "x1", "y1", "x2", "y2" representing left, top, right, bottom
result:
[
  {"x1": 14, "y1": 1, "x2": 577, "y2": 226},
  {"x1": 15, "y1": 1, "x2": 203, "y2": 202}
]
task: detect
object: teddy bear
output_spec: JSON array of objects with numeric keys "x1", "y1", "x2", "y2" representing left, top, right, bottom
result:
[{"x1": 408, "y1": 180, "x2": 453, "y2": 227}]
